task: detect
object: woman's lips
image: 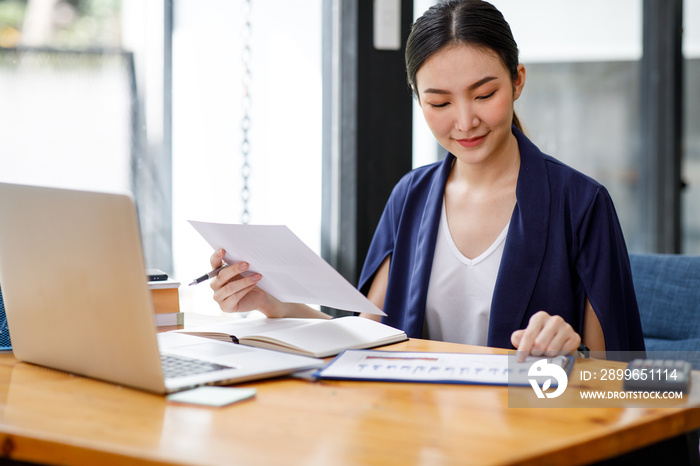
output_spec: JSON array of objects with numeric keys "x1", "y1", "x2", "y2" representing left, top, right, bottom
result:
[{"x1": 456, "y1": 134, "x2": 486, "y2": 148}]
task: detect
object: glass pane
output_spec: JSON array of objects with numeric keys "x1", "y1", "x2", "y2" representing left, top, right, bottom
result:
[
  {"x1": 0, "y1": 0, "x2": 128, "y2": 192},
  {"x1": 501, "y1": 0, "x2": 644, "y2": 251},
  {"x1": 0, "y1": 49, "x2": 133, "y2": 193},
  {"x1": 172, "y1": 0, "x2": 323, "y2": 313},
  {"x1": 682, "y1": 0, "x2": 700, "y2": 253},
  {"x1": 0, "y1": 1, "x2": 172, "y2": 269}
]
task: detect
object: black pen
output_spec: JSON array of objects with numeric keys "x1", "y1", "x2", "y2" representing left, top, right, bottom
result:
[{"x1": 188, "y1": 264, "x2": 228, "y2": 286}]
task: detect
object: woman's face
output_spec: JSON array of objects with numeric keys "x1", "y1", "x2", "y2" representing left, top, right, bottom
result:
[{"x1": 415, "y1": 44, "x2": 525, "y2": 166}]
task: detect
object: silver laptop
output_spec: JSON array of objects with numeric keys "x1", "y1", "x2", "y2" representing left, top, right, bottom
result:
[{"x1": 0, "y1": 183, "x2": 323, "y2": 394}]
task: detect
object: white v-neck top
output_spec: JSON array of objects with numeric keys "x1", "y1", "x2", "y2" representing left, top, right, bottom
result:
[{"x1": 424, "y1": 200, "x2": 509, "y2": 345}]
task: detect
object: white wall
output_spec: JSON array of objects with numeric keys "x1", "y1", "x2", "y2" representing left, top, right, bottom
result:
[
  {"x1": 493, "y1": 0, "x2": 698, "y2": 60},
  {"x1": 492, "y1": 0, "x2": 643, "y2": 62}
]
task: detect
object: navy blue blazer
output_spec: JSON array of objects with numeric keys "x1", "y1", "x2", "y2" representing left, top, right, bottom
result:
[{"x1": 358, "y1": 128, "x2": 646, "y2": 355}]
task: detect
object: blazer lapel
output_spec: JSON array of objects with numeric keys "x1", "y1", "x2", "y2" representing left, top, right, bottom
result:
[
  {"x1": 487, "y1": 130, "x2": 550, "y2": 348},
  {"x1": 405, "y1": 155, "x2": 453, "y2": 336}
]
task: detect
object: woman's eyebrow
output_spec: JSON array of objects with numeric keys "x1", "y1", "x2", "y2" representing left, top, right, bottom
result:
[
  {"x1": 468, "y1": 76, "x2": 498, "y2": 90},
  {"x1": 422, "y1": 76, "x2": 498, "y2": 95}
]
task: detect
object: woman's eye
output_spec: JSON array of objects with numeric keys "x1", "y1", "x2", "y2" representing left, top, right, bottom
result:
[
  {"x1": 430, "y1": 102, "x2": 449, "y2": 108},
  {"x1": 476, "y1": 91, "x2": 496, "y2": 100}
]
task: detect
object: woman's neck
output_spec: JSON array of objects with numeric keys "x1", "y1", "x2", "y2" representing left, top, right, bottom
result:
[{"x1": 450, "y1": 132, "x2": 520, "y2": 194}]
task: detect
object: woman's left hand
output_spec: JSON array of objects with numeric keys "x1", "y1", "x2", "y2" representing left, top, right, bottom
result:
[{"x1": 510, "y1": 310, "x2": 581, "y2": 361}]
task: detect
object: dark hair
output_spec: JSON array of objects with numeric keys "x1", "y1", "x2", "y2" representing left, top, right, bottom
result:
[{"x1": 405, "y1": 0, "x2": 523, "y2": 131}]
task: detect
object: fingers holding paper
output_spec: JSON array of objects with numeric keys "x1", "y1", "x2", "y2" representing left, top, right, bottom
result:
[
  {"x1": 208, "y1": 249, "x2": 333, "y2": 320},
  {"x1": 209, "y1": 249, "x2": 269, "y2": 315},
  {"x1": 510, "y1": 310, "x2": 581, "y2": 361}
]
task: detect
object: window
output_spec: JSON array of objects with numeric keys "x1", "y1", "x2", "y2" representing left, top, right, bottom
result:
[
  {"x1": 171, "y1": 0, "x2": 323, "y2": 313},
  {"x1": 0, "y1": 0, "x2": 129, "y2": 193},
  {"x1": 682, "y1": 0, "x2": 700, "y2": 253}
]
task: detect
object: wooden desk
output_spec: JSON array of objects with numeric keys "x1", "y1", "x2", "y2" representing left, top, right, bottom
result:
[{"x1": 0, "y1": 339, "x2": 698, "y2": 466}]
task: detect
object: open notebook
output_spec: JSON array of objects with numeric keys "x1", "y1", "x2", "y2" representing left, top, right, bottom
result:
[
  {"x1": 0, "y1": 183, "x2": 323, "y2": 394},
  {"x1": 174, "y1": 315, "x2": 408, "y2": 358}
]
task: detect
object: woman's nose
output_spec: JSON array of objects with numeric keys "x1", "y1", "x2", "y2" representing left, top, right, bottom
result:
[{"x1": 454, "y1": 101, "x2": 478, "y2": 132}]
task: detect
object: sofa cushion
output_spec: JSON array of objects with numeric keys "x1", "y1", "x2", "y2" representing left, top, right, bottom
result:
[{"x1": 629, "y1": 253, "x2": 700, "y2": 368}]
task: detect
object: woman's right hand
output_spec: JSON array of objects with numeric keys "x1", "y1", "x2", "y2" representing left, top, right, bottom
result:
[
  {"x1": 208, "y1": 249, "x2": 334, "y2": 320},
  {"x1": 209, "y1": 249, "x2": 279, "y2": 316}
]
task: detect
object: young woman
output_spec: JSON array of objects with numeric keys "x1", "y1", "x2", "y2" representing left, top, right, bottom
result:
[{"x1": 209, "y1": 0, "x2": 645, "y2": 359}]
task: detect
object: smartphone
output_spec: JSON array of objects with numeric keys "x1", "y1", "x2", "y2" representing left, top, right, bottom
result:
[{"x1": 146, "y1": 268, "x2": 169, "y2": 281}]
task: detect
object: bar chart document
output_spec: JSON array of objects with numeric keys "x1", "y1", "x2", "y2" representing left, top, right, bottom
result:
[{"x1": 189, "y1": 221, "x2": 385, "y2": 316}]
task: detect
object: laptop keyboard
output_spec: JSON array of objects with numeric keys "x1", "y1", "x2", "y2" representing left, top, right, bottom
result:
[{"x1": 160, "y1": 353, "x2": 234, "y2": 379}]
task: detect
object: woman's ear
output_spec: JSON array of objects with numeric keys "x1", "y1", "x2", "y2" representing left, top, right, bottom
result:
[{"x1": 512, "y1": 63, "x2": 526, "y2": 101}]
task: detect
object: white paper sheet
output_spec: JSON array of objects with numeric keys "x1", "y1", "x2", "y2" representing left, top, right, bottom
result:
[
  {"x1": 316, "y1": 350, "x2": 573, "y2": 386},
  {"x1": 189, "y1": 221, "x2": 385, "y2": 316}
]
